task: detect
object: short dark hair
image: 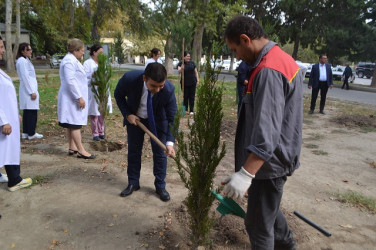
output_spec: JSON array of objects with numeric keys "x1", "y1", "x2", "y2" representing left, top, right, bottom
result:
[
  {"x1": 224, "y1": 15, "x2": 267, "y2": 44},
  {"x1": 144, "y1": 63, "x2": 167, "y2": 83},
  {"x1": 319, "y1": 54, "x2": 327, "y2": 60},
  {"x1": 16, "y1": 43, "x2": 30, "y2": 59},
  {"x1": 183, "y1": 51, "x2": 189, "y2": 57},
  {"x1": 88, "y1": 44, "x2": 103, "y2": 56},
  {"x1": 151, "y1": 48, "x2": 161, "y2": 57}
]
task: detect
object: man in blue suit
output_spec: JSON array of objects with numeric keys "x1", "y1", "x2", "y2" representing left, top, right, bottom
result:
[
  {"x1": 114, "y1": 63, "x2": 177, "y2": 201},
  {"x1": 308, "y1": 54, "x2": 333, "y2": 114}
]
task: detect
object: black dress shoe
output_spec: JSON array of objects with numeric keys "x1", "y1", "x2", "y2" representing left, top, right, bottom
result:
[
  {"x1": 120, "y1": 185, "x2": 140, "y2": 197},
  {"x1": 77, "y1": 152, "x2": 96, "y2": 159},
  {"x1": 308, "y1": 110, "x2": 314, "y2": 114},
  {"x1": 319, "y1": 110, "x2": 326, "y2": 115},
  {"x1": 156, "y1": 188, "x2": 170, "y2": 202}
]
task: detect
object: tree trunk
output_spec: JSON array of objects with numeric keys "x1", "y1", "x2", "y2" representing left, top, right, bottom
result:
[
  {"x1": 192, "y1": 22, "x2": 205, "y2": 71},
  {"x1": 292, "y1": 35, "x2": 300, "y2": 60},
  {"x1": 5, "y1": 0, "x2": 15, "y2": 72},
  {"x1": 164, "y1": 36, "x2": 174, "y2": 75},
  {"x1": 13, "y1": 0, "x2": 20, "y2": 59},
  {"x1": 371, "y1": 65, "x2": 376, "y2": 88}
]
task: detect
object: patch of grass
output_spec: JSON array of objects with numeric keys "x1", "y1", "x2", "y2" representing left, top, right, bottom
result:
[
  {"x1": 32, "y1": 175, "x2": 51, "y2": 186},
  {"x1": 304, "y1": 143, "x2": 319, "y2": 149},
  {"x1": 303, "y1": 119, "x2": 314, "y2": 125},
  {"x1": 337, "y1": 191, "x2": 376, "y2": 213},
  {"x1": 331, "y1": 129, "x2": 348, "y2": 134},
  {"x1": 305, "y1": 133, "x2": 324, "y2": 141},
  {"x1": 312, "y1": 150, "x2": 328, "y2": 155}
]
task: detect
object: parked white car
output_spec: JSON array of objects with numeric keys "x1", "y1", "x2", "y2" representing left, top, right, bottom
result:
[
  {"x1": 50, "y1": 54, "x2": 65, "y2": 68},
  {"x1": 219, "y1": 59, "x2": 240, "y2": 71},
  {"x1": 172, "y1": 58, "x2": 179, "y2": 69},
  {"x1": 332, "y1": 66, "x2": 355, "y2": 82}
]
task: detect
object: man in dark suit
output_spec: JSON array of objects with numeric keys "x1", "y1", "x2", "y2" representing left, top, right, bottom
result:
[
  {"x1": 114, "y1": 63, "x2": 177, "y2": 202},
  {"x1": 308, "y1": 54, "x2": 333, "y2": 114},
  {"x1": 342, "y1": 64, "x2": 352, "y2": 90}
]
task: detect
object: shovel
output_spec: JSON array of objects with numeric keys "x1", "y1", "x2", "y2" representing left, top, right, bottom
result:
[{"x1": 135, "y1": 120, "x2": 246, "y2": 218}]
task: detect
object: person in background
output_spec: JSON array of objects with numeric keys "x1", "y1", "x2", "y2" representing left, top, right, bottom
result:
[
  {"x1": 177, "y1": 51, "x2": 199, "y2": 115},
  {"x1": 145, "y1": 48, "x2": 162, "y2": 68},
  {"x1": 0, "y1": 35, "x2": 33, "y2": 191},
  {"x1": 308, "y1": 54, "x2": 333, "y2": 114},
  {"x1": 342, "y1": 64, "x2": 352, "y2": 90},
  {"x1": 58, "y1": 38, "x2": 95, "y2": 159},
  {"x1": 222, "y1": 15, "x2": 302, "y2": 250},
  {"x1": 16, "y1": 43, "x2": 43, "y2": 140},
  {"x1": 236, "y1": 61, "x2": 250, "y2": 114},
  {"x1": 114, "y1": 63, "x2": 177, "y2": 202},
  {"x1": 83, "y1": 44, "x2": 113, "y2": 141}
]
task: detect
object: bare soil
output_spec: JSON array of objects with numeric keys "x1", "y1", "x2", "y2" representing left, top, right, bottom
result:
[{"x1": 1, "y1": 103, "x2": 376, "y2": 250}]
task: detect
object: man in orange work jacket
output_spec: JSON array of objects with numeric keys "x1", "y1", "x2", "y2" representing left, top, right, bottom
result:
[{"x1": 222, "y1": 15, "x2": 303, "y2": 250}]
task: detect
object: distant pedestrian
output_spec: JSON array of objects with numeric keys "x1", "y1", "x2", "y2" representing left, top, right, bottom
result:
[
  {"x1": 342, "y1": 64, "x2": 352, "y2": 90},
  {"x1": 308, "y1": 54, "x2": 333, "y2": 115},
  {"x1": 16, "y1": 43, "x2": 43, "y2": 140},
  {"x1": 83, "y1": 44, "x2": 113, "y2": 141},
  {"x1": 177, "y1": 51, "x2": 199, "y2": 115},
  {"x1": 145, "y1": 48, "x2": 163, "y2": 68},
  {"x1": 236, "y1": 61, "x2": 250, "y2": 114},
  {"x1": 0, "y1": 35, "x2": 33, "y2": 191}
]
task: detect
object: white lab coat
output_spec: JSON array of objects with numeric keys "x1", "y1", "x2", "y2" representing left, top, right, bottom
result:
[
  {"x1": 0, "y1": 69, "x2": 21, "y2": 166},
  {"x1": 83, "y1": 58, "x2": 112, "y2": 116},
  {"x1": 145, "y1": 58, "x2": 163, "y2": 68},
  {"x1": 16, "y1": 56, "x2": 40, "y2": 110},
  {"x1": 57, "y1": 53, "x2": 88, "y2": 125}
]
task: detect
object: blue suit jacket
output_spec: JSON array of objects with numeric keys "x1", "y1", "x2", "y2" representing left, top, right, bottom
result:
[
  {"x1": 308, "y1": 63, "x2": 333, "y2": 88},
  {"x1": 114, "y1": 70, "x2": 177, "y2": 142}
]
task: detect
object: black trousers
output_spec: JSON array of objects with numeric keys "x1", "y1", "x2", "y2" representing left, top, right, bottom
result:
[
  {"x1": 310, "y1": 81, "x2": 329, "y2": 112},
  {"x1": 183, "y1": 85, "x2": 197, "y2": 113},
  {"x1": 4, "y1": 165, "x2": 22, "y2": 187},
  {"x1": 342, "y1": 77, "x2": 349, "y2": 90},
  {"x1": 245, "y1": 177, "x2": 295, "y2": 250},
  {"x1": 23, "y1": 109, "x2": 38, "y2": 136}
]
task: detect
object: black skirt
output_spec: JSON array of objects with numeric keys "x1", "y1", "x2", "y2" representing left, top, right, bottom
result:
[{"x1": 58, "y1": 122, "x2": 82, "y2": 129}]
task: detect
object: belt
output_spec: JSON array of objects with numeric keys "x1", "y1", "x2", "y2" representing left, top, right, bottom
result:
[{"x1": 319, "y1": 81, "x2": 327, "y2": 83}]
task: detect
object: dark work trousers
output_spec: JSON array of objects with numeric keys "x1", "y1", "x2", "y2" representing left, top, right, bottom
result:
[
  {"x1": 126, "y1": 118, "x2": 167, "y2": 189},
  {"x1": 342, "y1": 77, "x2": 349, "y2": 90},
  {"x1": 183, "y1": 85, "x2": 196, "y2": 113},
  {"x1": 4, "y1": 165, "x2": 23, "y2": 188},
  {"x1": 237, "y1": 82, "x2": 246, "y2": 116},
  {"x1": 310, "y1": 81, "x2": 329, "y2": 112},
  {"x1": 245, "y1": 176, "x2": 295, "y2": 250},
  {"x1": 22, "y1": 109, "x2": 38, "y2": 136}
]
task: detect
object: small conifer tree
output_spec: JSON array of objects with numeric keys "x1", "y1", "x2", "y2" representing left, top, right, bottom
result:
[
  {"x1": 172, "y1": 48, "x2": 226, "y2": 246},
  {"x1": 92, "y1": 53, "x2": 112, "y2": 146}
]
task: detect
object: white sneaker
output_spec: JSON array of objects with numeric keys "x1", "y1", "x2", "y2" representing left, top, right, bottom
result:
[
  {"x1": 8, "y1": 177, "x2": 32, "y2": 192},
  {"x1": 28, "y1": 133, "x2": 43, "y2": 140},
  {"x1": 189, "y1": 112, "x2": 194, "y2": 115},
  {"x1": 22, "y1": 133, "x2": 28, "y2": 139},
  {"x1": 0, "y1": 174, "x2": 8, "y2": 183}
]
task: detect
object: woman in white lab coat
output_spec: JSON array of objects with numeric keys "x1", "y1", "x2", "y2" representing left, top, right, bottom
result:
[
  {"x1": 57, "y1": 38, "x2": 95, "y2": 159},
  {"x1": 0, "y1": 35, "x2": 32, "y2": 191},
  {"x1": 16, "y1": 43, "x2": 43, "y2": 140},
  {"x1": 83, "y1": 44, "x2": 112, "y2": 141}
]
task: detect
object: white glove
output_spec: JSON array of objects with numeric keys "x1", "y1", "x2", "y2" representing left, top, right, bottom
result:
[{"x1": 222, "y1": 167, "x2": 255, "y2": 199}]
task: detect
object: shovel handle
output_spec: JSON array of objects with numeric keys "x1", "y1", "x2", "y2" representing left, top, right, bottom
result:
[{"x1": 136, "y1": 120, "x2": 190, "y2": 173}]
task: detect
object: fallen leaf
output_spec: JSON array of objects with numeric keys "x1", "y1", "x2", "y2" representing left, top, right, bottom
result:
[
  {"x1": 343, "y1": 180, "x2": 349, "y2": 183},
  {"x1": 112, "y1": 214, "x2": 119, "y2": 218},
  {"x1": 64, "y1": 229, "x2": 68, "y2": 233},
  {"x1": 52, "y1": 240, "x2": 58, "y2": 245},
  {"x1": 10, "y1": 243, "x2": 16, "y2": 248},
  {"x1": 159, "y1": 246, "x2": 166, "y2": 249},
  {"x1": 159, "y1": 231, "x2": 164, "y2": 236},
  {"x1": 315, "y1": 198, "x2": 321, "y2": 202},
  {"x1": 339, "y1": 224, "x2": 353, "y2": 228},
  {"x1": 108, "y1": 223, "x2": 114, "y2": 227}
]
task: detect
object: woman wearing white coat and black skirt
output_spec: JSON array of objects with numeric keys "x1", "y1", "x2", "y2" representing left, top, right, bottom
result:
[
  {"x1": 0, "y1": 35, "x2": 33, "y2": 191},
  {"x1": 16, "y1": 43, "x2": 43, "y2": 140},
  {"x1": 58, "y1": 38, "x2": 95, "y2": 159}
]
